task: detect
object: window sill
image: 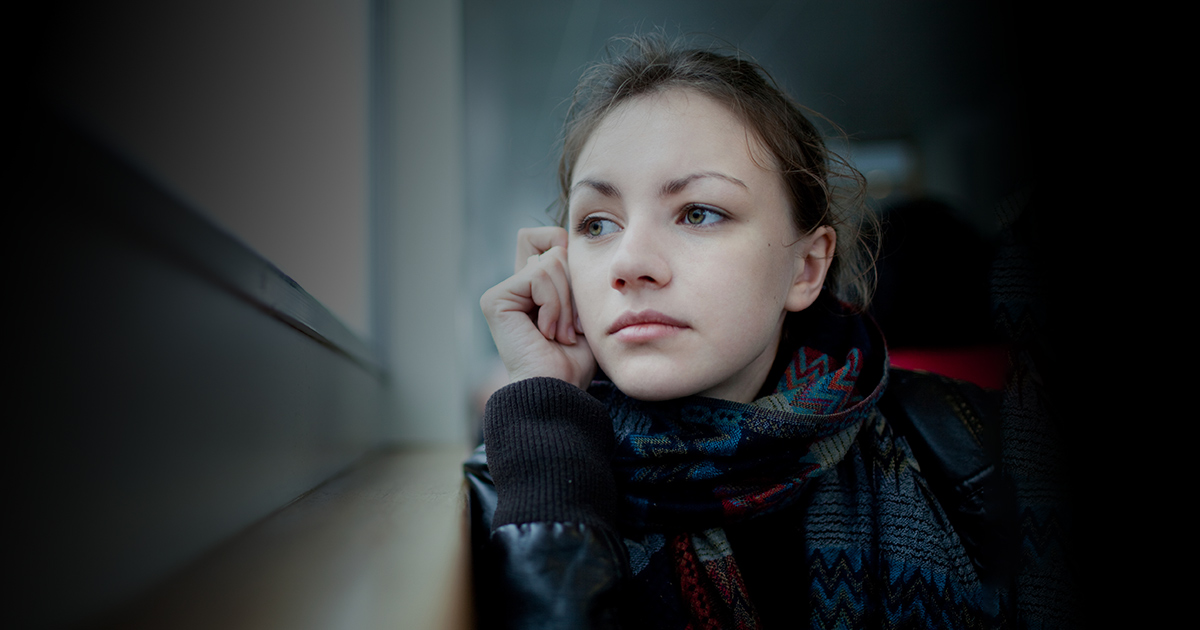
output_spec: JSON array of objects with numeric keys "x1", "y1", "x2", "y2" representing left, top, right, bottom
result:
[{"x1": 100, "y1": 446, "x2": 473, "y2": 630}]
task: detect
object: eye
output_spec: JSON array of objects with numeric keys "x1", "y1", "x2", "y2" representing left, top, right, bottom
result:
[
  {"x1": 681, "y1": 204, "x2": 725, "y2": 226},
  {"x1": 578, "y1": 216, "x2": 620, "y2": 238}
]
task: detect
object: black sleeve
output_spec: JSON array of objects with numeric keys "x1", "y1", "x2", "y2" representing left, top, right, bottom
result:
[{"x1": 468, "y1": 377, "x2": 630, "y2": 630}]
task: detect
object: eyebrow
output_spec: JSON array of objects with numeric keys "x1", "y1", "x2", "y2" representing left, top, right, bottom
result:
[
  {"x1": 571, "y1": 171, "x2": 748, "y2": 201},
  {"x1": 660, "y1": 171, "x2": 748, "y2": 196},
  {"x1": 572, "y1": 179, "x2": 622, "y2": 199}
]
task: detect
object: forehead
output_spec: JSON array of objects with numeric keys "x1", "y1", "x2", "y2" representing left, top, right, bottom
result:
[{"x1": 572, "y1": 88, "x2": 779, "y2": 186}]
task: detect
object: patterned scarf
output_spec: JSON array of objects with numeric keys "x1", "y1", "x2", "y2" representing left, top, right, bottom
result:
[{"x1": 591, "y1": 299, "x2": 998, "y2": 629}]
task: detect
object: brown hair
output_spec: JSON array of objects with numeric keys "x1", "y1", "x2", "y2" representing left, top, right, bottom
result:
[{"x1": 556, "y1": 33, "x2": 876, "y2": 310}]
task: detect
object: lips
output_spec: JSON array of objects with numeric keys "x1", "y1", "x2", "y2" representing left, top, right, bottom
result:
[{"x1": 607, "y1": 310, "x2": 689, "y2": 336}]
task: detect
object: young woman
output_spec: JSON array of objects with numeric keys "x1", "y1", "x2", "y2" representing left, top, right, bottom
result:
[{"x1": 468, "y1": 35, "x2": 1021, "y2": 629}]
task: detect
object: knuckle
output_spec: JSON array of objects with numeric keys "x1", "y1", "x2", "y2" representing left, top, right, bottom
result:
[
  {"x1": 480, "y1": 284, "x2": 498, "y2": 304},
  {"x1": 480, "y1": 292, "x2": 499, "y2": 316}
]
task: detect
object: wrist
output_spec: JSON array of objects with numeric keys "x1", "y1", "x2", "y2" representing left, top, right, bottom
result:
[
  {"x1": 504, "y1": 357, "x2": 595, "y2": 392},
  {"x1": 483, "y1": 378, "x2": 617, "y2": 530}
]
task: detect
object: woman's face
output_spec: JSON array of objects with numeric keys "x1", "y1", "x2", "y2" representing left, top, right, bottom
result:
[{"x1": 567, "y1": 89, "x2": 831, "y2": 402}]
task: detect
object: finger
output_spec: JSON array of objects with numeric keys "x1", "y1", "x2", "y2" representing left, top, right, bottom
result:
[
  {"x1": 554, "y1": 252, "x2": 576, "y2": 344},
  {"x1": 516, "y1": 227, "x2": 568, "y2": 273},
  {"x1": 542, "y1": 248, "x2": 575, "y2": 344},
  {"x1": 560, "y1": 295, "x2": 576, "y2": 345},
  {"x1": 529, "y1": 264, "x2": 561, "y2": 341},
  {"x1": 534, "y1": 248, "x2": 574, "y2": 343},
  {"x1": 480, "y1": 271, "x2": 535, "y2": 327},
  {"x1": 562, "y1": 334, "x2": 596, "y2": 389}
]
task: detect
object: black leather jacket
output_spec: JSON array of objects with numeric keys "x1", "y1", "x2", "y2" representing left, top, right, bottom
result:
[{"x1": 464, "y1": 369, "x2": 1011, "y2": 629}]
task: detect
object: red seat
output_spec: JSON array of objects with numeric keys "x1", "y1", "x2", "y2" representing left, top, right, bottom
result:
[{"x1": 889, "y1": 345, "x2": 1007, "y2": 391}]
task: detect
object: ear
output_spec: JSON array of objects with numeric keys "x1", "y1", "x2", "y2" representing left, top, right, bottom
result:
[{"x1": 785, "y1": 226, "x2": 836, "y2": 312}]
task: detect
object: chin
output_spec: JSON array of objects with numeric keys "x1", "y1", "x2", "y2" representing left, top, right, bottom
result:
[
  {"x1": 611, "y1": 381, "x2": 691, "y2": 402},
  {"x1": 606, "y1": 366, "x2": 713, "y2": 402},
  {"x1": 602, "y1": 353, "x2": 766, "y2": 403}
]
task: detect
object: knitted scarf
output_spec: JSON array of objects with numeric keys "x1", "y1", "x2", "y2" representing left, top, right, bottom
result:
[{"x1": 590, "y1": 300, "x2": 998, "y2": 629}]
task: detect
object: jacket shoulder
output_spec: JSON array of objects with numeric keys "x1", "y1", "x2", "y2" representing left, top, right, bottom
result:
[
  {"x1": 878, "y1": 368, "x2": 1015, "y2": 585},
  {"x1": 879, "y1": 368, "x2": 1001, "y2": 489}
]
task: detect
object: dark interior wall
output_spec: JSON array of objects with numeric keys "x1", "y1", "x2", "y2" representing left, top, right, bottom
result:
[
  {"x1": 15, "y1": 3, "x2": 388, "y2": 627},
  {"x1": 16, "y1": 110, "x2": 387, "y2": 630},
  {"x1": 30, "y1": 0, "x2": 372, "y2": 338},
  {"x1": 14, "y1": 0, "x2": 478, "y2": 623}
]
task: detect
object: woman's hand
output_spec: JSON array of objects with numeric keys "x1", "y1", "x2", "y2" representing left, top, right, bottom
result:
[{"x1": 481, "y1": 227, "x2": 596, "y2": 390}]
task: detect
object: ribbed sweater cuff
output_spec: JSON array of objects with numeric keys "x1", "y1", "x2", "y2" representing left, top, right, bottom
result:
[{"x1": 483, "y1": 377, "x2": 617, "y2": 532}]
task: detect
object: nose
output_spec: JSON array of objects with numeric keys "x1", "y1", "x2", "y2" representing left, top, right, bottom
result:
[{"x1": 609, "y1": 219, "x2": 671, "y2": 291}]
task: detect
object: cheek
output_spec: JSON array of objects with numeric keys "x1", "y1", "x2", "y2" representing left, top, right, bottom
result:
[
  {"x1": 568, "y1": 258, "x2": 604, "y2": 330},
  {"x1": 708, "y1": 245, "x2": 794, "y2": 304}
]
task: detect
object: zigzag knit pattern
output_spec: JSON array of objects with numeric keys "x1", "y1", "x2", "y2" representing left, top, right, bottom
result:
[
  {"x1": 603, "y1": 305, "x2": 1004, "y2": 629},
  {"x1": 797, "y1": 415, "x2": 1000, "y2": 629},
  {"x1": 990, "y1": 189, "x2": 1077, "y2": 628},
  {"x1": 617, "y1": 407, "x2": 1004, "y2": 629}
]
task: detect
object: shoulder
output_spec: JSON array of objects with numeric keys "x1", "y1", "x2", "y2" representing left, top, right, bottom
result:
[
  {"x1": 876, "y1": 368, "x2": 1016, "y2": 587},
  {"x1": 878, "y1": 368, "x2": 1001, "y2": 493}
]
